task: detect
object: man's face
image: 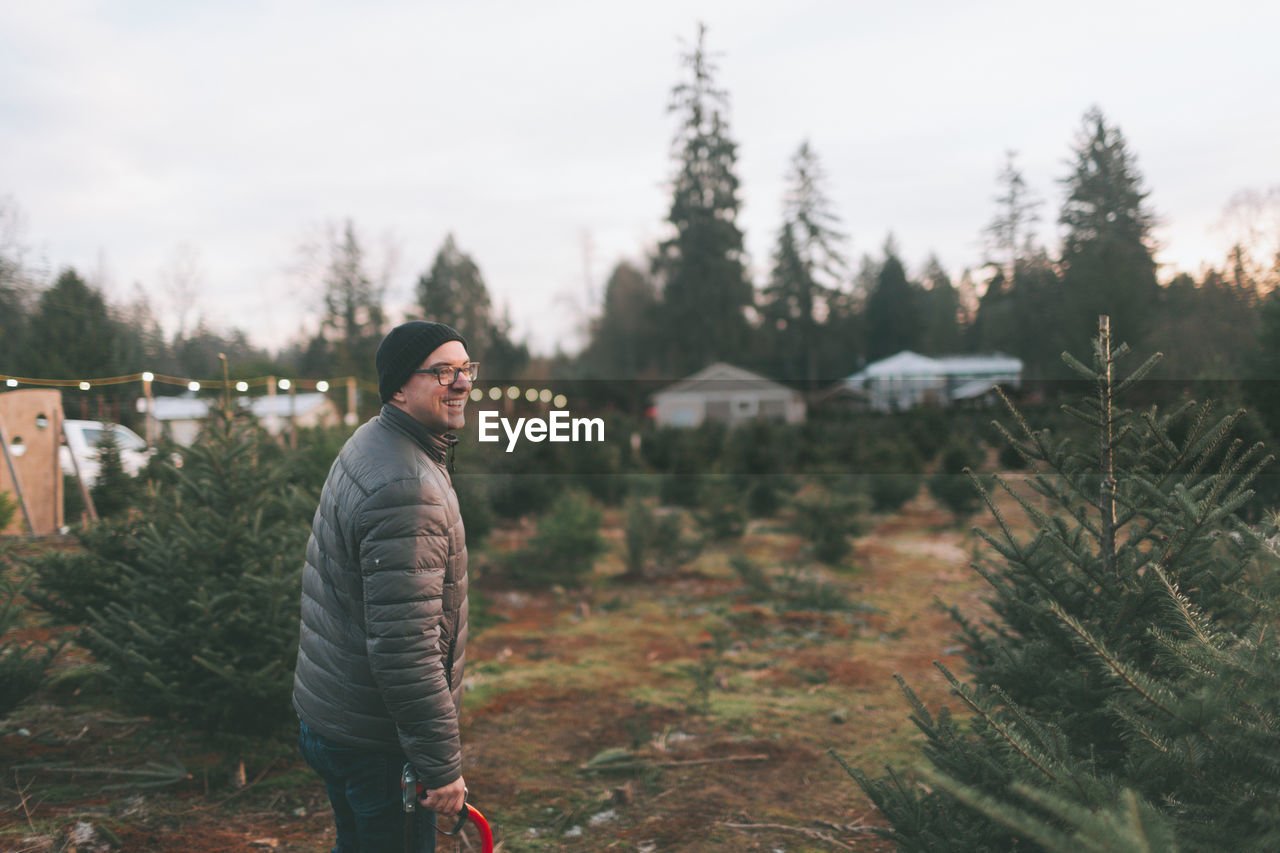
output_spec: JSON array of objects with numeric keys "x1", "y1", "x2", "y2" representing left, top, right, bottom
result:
[{"x1": 390, "y1": 340, "x2": 472, "y2": 432}]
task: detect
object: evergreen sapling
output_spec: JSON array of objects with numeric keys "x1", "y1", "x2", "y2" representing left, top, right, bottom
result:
[
  {"x1": 843, "y1": 318, "x2": 1280, "y2": 851},
  {"x1": 30, "y1": 413, "x2": 312, "y2": 741}
]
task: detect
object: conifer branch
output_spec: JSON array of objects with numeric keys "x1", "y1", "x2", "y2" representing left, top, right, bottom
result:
[
  {"x1": 920, "y1": 768, "x2": 1080, "y2": 851},
  {"x1": 975, "y1": 472, "x2": 1020, "y2": 555},
  {"x1": 1050, "y1": 603, "x2": 1177, "y2": 718},
  {"x1": 1061, "y1": 350, "x2": 1097, "y2": 381},
  {"x1": 1114, "y1": 352, "x2": 1163, "y2": 394},
  {"x1": 935, "y1": 664, "x2": 1063, "y2": 784},
  {"x1": 1152, "y1": 567, "x2": 1218, "y2": 648}
]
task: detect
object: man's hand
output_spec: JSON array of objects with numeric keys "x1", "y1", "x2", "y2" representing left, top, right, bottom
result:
[{"x1": 419, "y1": 775, "x2": 467, "y2": 816}]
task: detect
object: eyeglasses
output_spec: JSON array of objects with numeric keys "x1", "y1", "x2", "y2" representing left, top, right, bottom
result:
[{"x1": 412, "y1": 362, "x2": 479, "y2": 386}]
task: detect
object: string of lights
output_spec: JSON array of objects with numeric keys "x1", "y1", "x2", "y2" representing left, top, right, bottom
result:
[
  {"x1": 0, "y1": 372, "x2": 570, "y2": 408},
  {"x1": 0, "y1": 371, "x2": 362, "y2": 393}
]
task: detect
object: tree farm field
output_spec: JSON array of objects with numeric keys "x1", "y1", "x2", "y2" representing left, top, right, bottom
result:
[{"x1": 0, "y1": 485, "x2": 1017, "y2": 853}]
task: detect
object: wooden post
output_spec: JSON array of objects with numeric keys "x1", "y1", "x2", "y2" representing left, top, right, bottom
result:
[
  {"x1": 266, "y1": 376, "x2": 279, "y2": 442},
  {"x1": 219, "y1": 353, "x2": 232, "y2": 414},
  {"x1": 289, "y1": 382, "x2": 298, "y2": 450},
  {"x1": 346, "y1": 376, "x2": 358, "y2": 427},
  {"x1": 142, "y1": 373, "x2": 156, "y2": 445}
]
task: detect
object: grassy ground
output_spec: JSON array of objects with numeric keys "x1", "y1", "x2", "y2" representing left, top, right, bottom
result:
[{"x1": 0, "y1": 488, "x2": 1013, "y2": 852}]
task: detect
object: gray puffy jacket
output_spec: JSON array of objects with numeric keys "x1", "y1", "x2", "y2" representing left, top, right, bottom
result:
[{"x1": 292, "y1": 404, "x2": 468, "y2": 788}]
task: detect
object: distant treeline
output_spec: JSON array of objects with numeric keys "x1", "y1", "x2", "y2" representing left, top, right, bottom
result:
[{"x1": 2, "y1": 26, "x2": 1278, "y2": 426}]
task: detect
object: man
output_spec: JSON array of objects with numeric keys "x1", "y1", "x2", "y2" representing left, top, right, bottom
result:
[{"x1": 293, "y1": 321, "x2": 475, "y2": 852}]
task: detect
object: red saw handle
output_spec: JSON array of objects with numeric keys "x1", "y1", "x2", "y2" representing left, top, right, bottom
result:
[{"x1": 464, "y1": 803, "x2": 494, "y2": 852}]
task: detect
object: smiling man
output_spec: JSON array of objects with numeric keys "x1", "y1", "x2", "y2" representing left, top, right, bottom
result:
[{"x1": 293, "y1": 321, "x2": 475, "y2": 853}]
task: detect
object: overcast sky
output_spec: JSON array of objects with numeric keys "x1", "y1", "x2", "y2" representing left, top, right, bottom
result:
[{"x1": 3, "y1": 1, "x2": 1278, "y2": 357}]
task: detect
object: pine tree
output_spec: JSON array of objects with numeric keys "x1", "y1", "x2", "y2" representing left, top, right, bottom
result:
[
  {"x1": 1, "y1": 199, "x2": 35, "y2": 374},
  {"x1": 88, "y1": 428, "x2": 138, "y2": 520},
  {"x1": 971, "y1": 152, "x2": 1070, "y2": 377},
  {"x1": 655, "y1": 23, "x2": 752, "y2": 375},
  {"x1": 582, "y1": 260, "x2": 662, "y2": 403},
  {"x1": 1058, "y1": 109, "x2": 1160, "y2": 348},
  {"x1": 416, "y1": 234, "x2": 491, "y2": 354},
  {"x1": 317, "y1": 220, "x2": 386, "y2": 381},
  {"x1": 24, "y1": 268, "x2": 124, "y2": 379},
  {"x1": 760, "y1": 140, "x2": 847, "y2": 383},
  {"x1": 864, "y1": 242, "x2": 921, "y2": 362},
  {"x1": 414, "y1": 235, "x2": 527, "y2": 380},
  {"x1": 0, "y1": 276, "x2": 30, "y2": 376},
  {"x1": 927, "y1": 441, "x2": 986, "y2": 521},
  {"x1": 982, "y1": 150, "x2": 1042, "y2": 285},
  {"x1": 28, "y1": 413, "x2": 312, "y2": 739},
  {"x1": 847, "y1": 316, "x2": 1280, "y2": 851},
  {"x1": 917, "y1": 255, "x2": 963, "y2": 355},
  {"x1": 971, "y1": 248, "x2": 1067, "y2": 379}
]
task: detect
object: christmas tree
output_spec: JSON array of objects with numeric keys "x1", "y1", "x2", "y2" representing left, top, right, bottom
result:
[
  {"x1": 29, "y1": 412, "x2": 312, "y2": 738},
  {"x1": 845, "y1": 317, "x2": 1280, "y2": 851}
]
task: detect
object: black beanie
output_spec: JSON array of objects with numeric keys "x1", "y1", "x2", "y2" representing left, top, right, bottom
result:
[{"x1": 376, "y1": 321, "x2": 469, "y2": 403}]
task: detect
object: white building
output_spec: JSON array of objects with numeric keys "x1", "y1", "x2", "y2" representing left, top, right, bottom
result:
[
  {"x1": 652, "y1": 363, "x2": 806, "y2": 428},
  {"x1": 142, "y1": 392, "x2": 342, "y2": 445},
  {"x1": 840, "y1": 351, "x2": 1023, "y2": 412}
]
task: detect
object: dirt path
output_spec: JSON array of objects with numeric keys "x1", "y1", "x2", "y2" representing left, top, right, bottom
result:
[{"x1": 452, "y1": 496, "x2": 992, "y2": 852}]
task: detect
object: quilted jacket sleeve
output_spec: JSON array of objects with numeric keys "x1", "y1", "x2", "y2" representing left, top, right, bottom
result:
[{"x1": 357, "y1": 475, "x2": 460, "y2": 788}]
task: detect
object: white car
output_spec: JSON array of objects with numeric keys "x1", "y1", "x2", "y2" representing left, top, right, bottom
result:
[{"x1": 60, "y1": 419, "x2": 153, "y2": 486}]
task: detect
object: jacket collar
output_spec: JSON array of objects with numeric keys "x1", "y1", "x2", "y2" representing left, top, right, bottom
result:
[{"x1": 378, "y1": 403, "x2": 458, "y2": 468}]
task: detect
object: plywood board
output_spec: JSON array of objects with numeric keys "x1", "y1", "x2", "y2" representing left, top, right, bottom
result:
[{"x1": 0, "y1": 389, "x2": 64, "y2": 536}]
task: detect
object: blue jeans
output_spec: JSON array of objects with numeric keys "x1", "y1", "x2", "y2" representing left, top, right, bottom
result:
[{"x1": 297, "y1": 720, "x2": 436, "y2": 853}]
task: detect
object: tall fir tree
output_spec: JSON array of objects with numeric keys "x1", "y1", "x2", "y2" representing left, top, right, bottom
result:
[
  {"x1": 917, "y1": 255, "x2": 963, "y2": 355},
  {"x1": 760, "y1": 140, "x2": 848, "y2": 384},
  {"x1": 1058, "y1": 108, "x2": 1160, "y2": 348},
  {"x1": 0, "y1": 201, "x2": 32, "y2": 374},
  {"x1": 582, "y1": 259, "x2": 661, "y2": 389},
  {"x1": 23, "y1": 268, "x2": 141, "y2": 420},
  {"x1": 864, "y1": 241, "x2": 921, "y2": 362},
  {"x1": 971, "y1": 248, "x2": 1066, "y2": 378},
  {"x1": 317, "y1": 220, "x2": 386, "y2": 382},
  {"x1": 415, "y1": 234, "x2": 527, "y2": 380},
  {"x1": 971, "y1": 151, "x2": 1070, "y2": 376},
  {"x1": 416, "y1": 234, "x2": 493, "y2": 361},
  {"x1": 115, "y1": 286, "x2": 170, "y2": 376},
  {"x1": 25, "y1": 268, "x2": 124, "y2": 379},
  {"x1": 847, "y1": 317, "x2": 1280, "y2": 851},
  {"x1": 655, "y1": 23, "x2": 752, "y2": 376},
  {"x1": 983, "y1": 150, "x2": 1042, "y2": 285}
]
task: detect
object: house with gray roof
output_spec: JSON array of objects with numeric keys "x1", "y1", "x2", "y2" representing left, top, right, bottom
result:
[
  {"x1": 652, "y1": 362, "x2": 806, "y2": 428},
  {"x1": 837, "y1": 351, "x2": 1023, "y2": 412}
]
